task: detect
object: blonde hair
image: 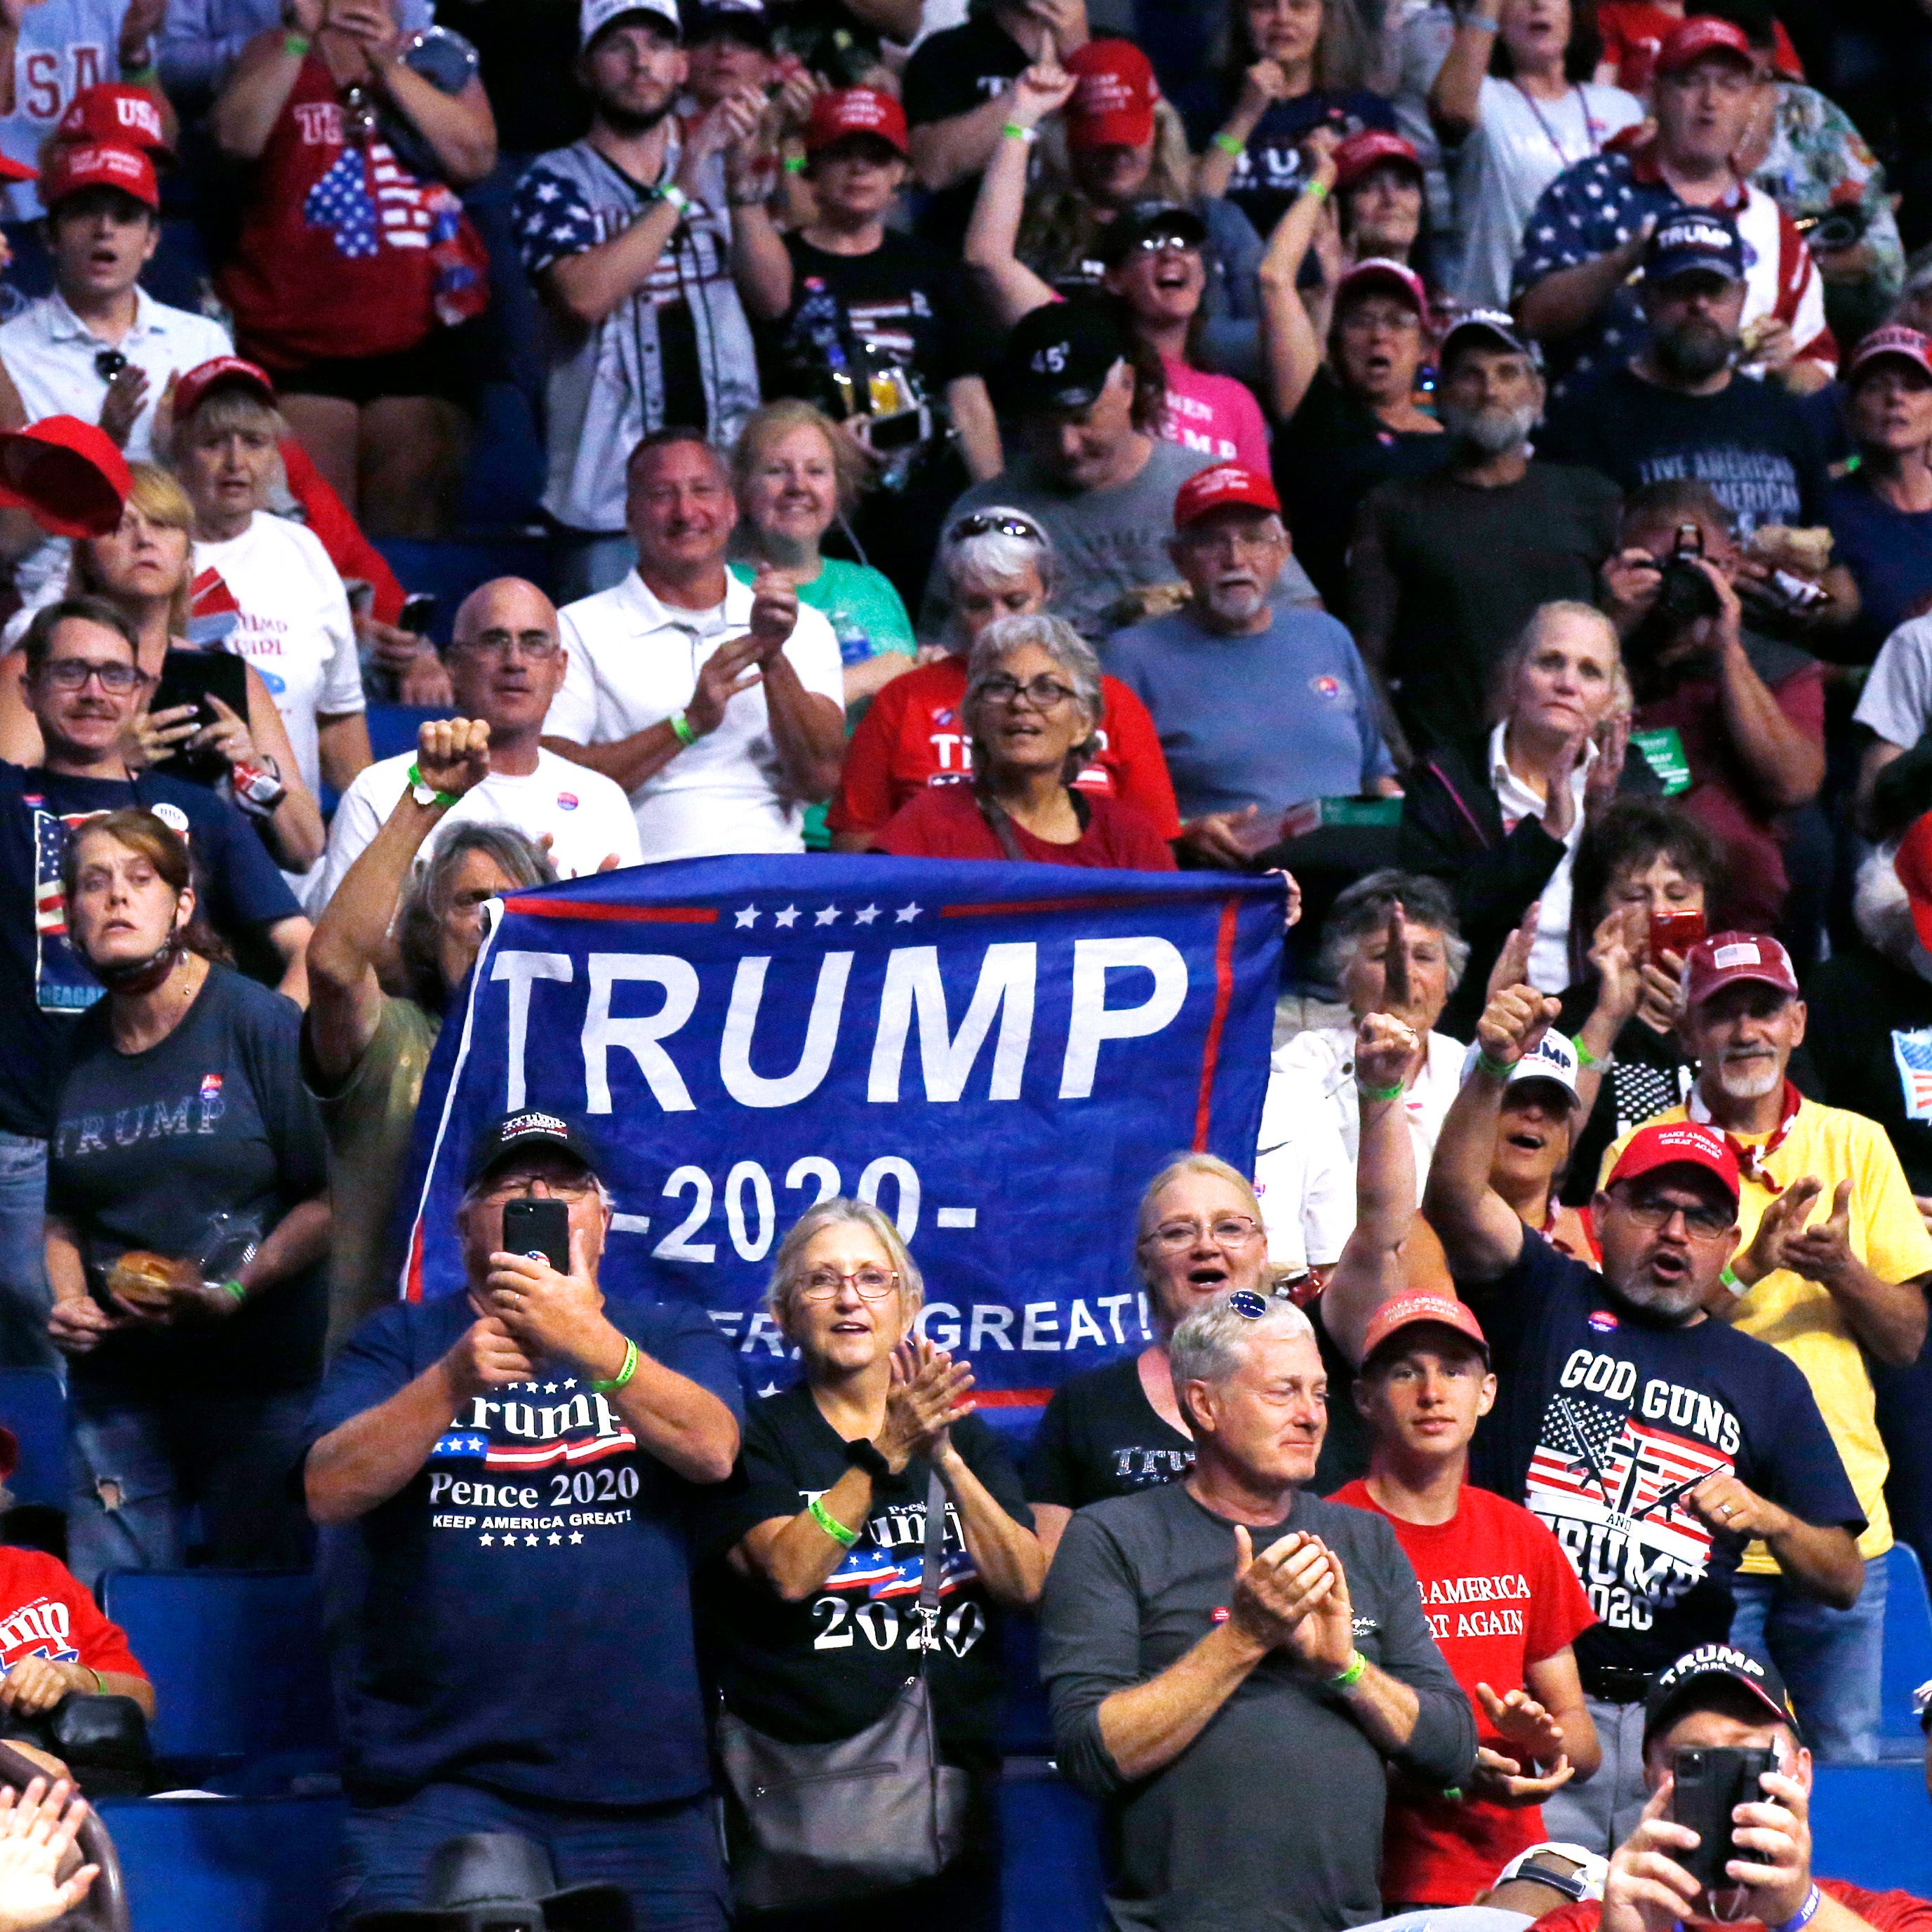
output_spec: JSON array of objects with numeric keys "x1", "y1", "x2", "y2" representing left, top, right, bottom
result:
[
  {"x1": 175, "y1": 387, "x2": 289, "y2": 448},
  {"x1": 70, "y1": 461, "x2": 195, "y2": 639},
  {"x1": 767, "y1": 1199, "x2": 924, "y2": 1324},
  {"x1": 1134, "y1": 1153, "x2": 1267, "y2": 1286},
  {"x1": 731, "y1": 399, "x2": 868, "y2": 519},
  {"x1": 1488, "y1": 599, "x2": 1629, "y2": 726},
  {"x1": 1020, "y1": 97, "x2": 1195, "y2": 287}
]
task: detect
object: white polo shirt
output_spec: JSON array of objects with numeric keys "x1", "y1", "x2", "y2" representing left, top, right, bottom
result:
[
  {"x1": 0, "y1": 286, "x2": 233, "y2": 604},
  {"x1": 307, "y1": 745, "x2": 645, "y2": 911},
  {"x1": 546, "y1": 571, "x2": 844, "y2": 860}
]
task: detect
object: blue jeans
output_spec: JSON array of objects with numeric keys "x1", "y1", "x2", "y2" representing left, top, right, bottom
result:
[
  {"x1": 66, "y1": 1383, "x2": 314, "y2": 1590},
  {"x1": 333, "y1": 1783, "x2": 726, "y2": 1929},
  {"x1": 1730, "y1": 1559, "x2": 1889, "y2": 1764},
  {"x1": 0, "y1": 1129, "x2": 55, "y2": 1372}
]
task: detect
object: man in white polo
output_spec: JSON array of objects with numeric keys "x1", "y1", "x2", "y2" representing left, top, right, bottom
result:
[
  {"x1": 542, "y1": 428, "x2": 844, "y2": 860},
  {"x1": 308, "y1": 577, "x2": 643, "y2": 909}
]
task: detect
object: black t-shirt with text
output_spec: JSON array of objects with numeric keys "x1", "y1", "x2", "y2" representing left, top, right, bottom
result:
[
  {"x1": 1026, "y1": 1357, "x2": 1195, "y2": 1510},
  {"x1": 1461, "y1": 1231, "x2": 1863, "y2": 1674},
  {"x1": 900, "y1": 14, "x2": 1030, "y2": 251},
  {"x1": 698, "y1": 1385, "x2": 1033, "y2": 1766}
]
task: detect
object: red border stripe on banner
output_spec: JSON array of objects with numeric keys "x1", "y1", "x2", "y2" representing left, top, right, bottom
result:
[
  {"x1": 514, "y1": 900, "x2": 718, "y2": 924},
  {"x1": 1191, "y1": 898, "x2": 1241, "y2": 1150},
  {"x1": 942, "y1": 895, "x2": 1177, "y2": 917},
  {"x1": 973, "y1": 1389, "x2": 1051, "y2": 1407}
]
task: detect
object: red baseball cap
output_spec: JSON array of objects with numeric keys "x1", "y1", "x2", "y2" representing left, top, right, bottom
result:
[
  {"x1": 1173, "y1": 462, "x2": 1280, "y2": 528},
  {"x1": 0, "y1": 416, "x2": 131, "y2": 538},
  {"x1": 1654, "y1": 16, "x2": 1755, "y2": 76},
  {"x1": 1333, "y1": 129, "x2": 1423, "y2": 194},
  {"x1": 803, "y1": 86, "x2": 908, "y2": 156},
  {"x1": 1679, "y1": 930, "x2": 1799, "y2": 1013},
  {"x1": 1334, "y1": 255, "x2": 1429, "y2": 319},
  {"x1": 173, "y1": 354, "x2": 277, "y2": 424},
  {"x1": 1604, "y1": 1120, "x2": 1742, "y2": 1206},
  {"x1": 0, "y1": 152, "x2": 33, "y2": 185},
  {"x1": 40, "y1": 140, "x2": 158, "y2": 211},
  {"x1": 55, "y1": 83, "x2": 173, "y2": 160},
  {"x1": 1360, "y1": 1293, "x2": 1489, "y2": 1366},
  {"x1": 1893, "y1": 815, "x2": 1932, "y2": 954},
  {"x1": 0, "y1": 1427, "x2": 17, "y2": 1483},
  {"x1": 1849, "y1": 324, "x2": 1932, "y2": 385},
  {"x1": 1064, "y1": 39, "x2": 1157, "y2": 152}
]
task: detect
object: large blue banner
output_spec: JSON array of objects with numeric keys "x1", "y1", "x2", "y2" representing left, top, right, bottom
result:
[{"x1": 396, "y1": 855, "x2": 1283, "y2": 1418}]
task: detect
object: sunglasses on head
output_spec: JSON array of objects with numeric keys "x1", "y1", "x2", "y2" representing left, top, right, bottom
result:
[
  {"x1": 1227, "y1": 1289, "x2": 1270, "y2": 1319},
  {"x1": 948, "y1": 512, "x2": 1045, "y2": 545}
]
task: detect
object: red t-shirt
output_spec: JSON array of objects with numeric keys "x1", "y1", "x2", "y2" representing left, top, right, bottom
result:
[
  {"x1": 826, "y1": 655, "x2": 1182, "y2": 842},
  {"x1": 873, "y1": 784, "x2": 1178, "y2": 870},
  {"x1": 1331, "y1": 1480, "x2": 1596, "y2": 1907},
  {"x1": 0, "y1": 1549, "x2": 146, "y2": 1681},
  {"x1": 1533, "y1": 1884, "x2": 1932, "y2": 1932},
  {"x1": 1598, "y1": 2, "x2": 1804, "y2": 94}
]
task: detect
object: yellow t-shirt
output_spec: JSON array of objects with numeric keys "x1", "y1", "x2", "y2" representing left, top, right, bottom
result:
[{"x1": 1599, "y1": 1097, "x2": 1932, "y2": 1572}]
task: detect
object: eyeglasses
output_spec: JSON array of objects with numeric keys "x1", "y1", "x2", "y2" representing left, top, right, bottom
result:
[
  {"x1": 477, "y1": 1174, "x2": 600, "y2": 1205},
  {"x1": 1144, "y1": 1215, "x2": 1265, "y2": 1252},
  {"x1": 1128, "y1": 230, "x2": 1200, "y2": 255},
  {"x1": 975, "y1": 674, "x2": 1077, "y2": 710},
  {"x1": 948, "y1": 513, "x2": 1046, "y2": 545},
  {"x1": 93, "y1": 349, "x2": 128, "y2": 382},
  {"x1": 455, "y1": 632, "x2": 560, "y2": 660},
  {"x1": 798, "y1": 1266, "x2": 900, "y2": 1301},
  {"x1": 40, "y1": 659, "x2": 146, "y2": 693},
  {"x1": 1617, "y1": 1192, "x2": 1733, "y2": 1239}
]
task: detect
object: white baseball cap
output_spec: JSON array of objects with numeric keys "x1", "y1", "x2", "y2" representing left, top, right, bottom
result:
[
  {"x1": 580, "y1": 0, "x2": 680, "y2": 48},
  {"x1": 1460, "y1": 1030, "x2": 1583, "y2": 1109},
  {"x1": 1492, "y1": 1843, "x2": 1610, "y2": 1903}
]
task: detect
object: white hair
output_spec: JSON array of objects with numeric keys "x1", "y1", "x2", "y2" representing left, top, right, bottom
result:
[{"x1": 1168, "y1": 1291, "x2": 1317, "y2": 1394}]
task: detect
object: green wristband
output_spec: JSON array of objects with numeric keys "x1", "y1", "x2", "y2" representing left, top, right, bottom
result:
[
  {"x1": 1720, "y1": 1263, "x2": 1743, "y2": 1291},
  {"x1": 782, "y1": 153, "x2": 806, "y2": 173},
  {"x1": 1475, "y1": 1049, "x2": 1516, "y2": 1081},
  {"x1": 91, "y1": 1668, "x2": 107, "y2": 1694},
  {"x1": 590, "y1": 1338, "x2": 639, "y2": 1394},
  {"x1": 406, "y1": 761, "x2": 460, "y2": 808},
  {"x1": 283, "y1": 31, "x2": 310, "y2": 53},
  {"x1": 221, "y1": 1279, "x2": 246, "y2": 1305},
  {"x1": 1304, "y1": 177, "x2": 1331, "y2": 201},
  {"x1": 121, "y1": 60, "x2": 157, "y2": 81},
  {"x1": 1213, "y1": 129, "x2": 1246, "y2": 156},
  {"x1": 669, "y1": 709, "x2": 698, "y2": 748},
  {"x1": 1573, "y1": 1034, "x2": 1608, "y2": 1071},
  {"x1": 1357, "y1": 1079, "x2": 1405, "y2": 1103},
  {"x1": 809, "y1": 1496, "x2": 860, "y2": 1548},
  {"x1": 1002, "y1": 121, "x2": 1037, "y2": 144},
  {"x1": 1330, "y1": 1648, "x2": 1368, "y2": 1689}
]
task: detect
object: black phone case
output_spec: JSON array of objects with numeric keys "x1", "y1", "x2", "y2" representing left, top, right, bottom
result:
[
  {"x1": 501, "y1": 1198, "x2": 571, "y2": 1274},
  {"x1": 1672, "y1": 1745, "x2": 1777, "y2": 1893}
]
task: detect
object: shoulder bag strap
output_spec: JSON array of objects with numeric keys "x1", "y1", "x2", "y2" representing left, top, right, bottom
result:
[
  {"x1": 916, "y1": 1467, "x2": 947, "y2": 1666},
  {"x1": 975, "y1": 792, "x2": 1032, "y2": 862}
]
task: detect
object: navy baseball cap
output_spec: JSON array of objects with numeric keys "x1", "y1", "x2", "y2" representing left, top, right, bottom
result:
[
  {"x1": 466, "y1": 1110, "x2": 601, "y2": 1188},
  {"x1": 1644, "y1": 208, "x2": 1746, "y2": 286},
  {"x1": 1643, "y1": 1644, "x2": 1801, "y2": 1748}
]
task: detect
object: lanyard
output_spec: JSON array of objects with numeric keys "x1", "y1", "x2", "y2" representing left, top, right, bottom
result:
[
  {"x1": 1688, "y1": 1079, "x2": 1803, "y2": 1193},
  {"x1": 1512, "y1": 81, "x2": 1603, "y2": 166}
]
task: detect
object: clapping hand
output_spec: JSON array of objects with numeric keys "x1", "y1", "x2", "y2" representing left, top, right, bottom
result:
[
  {"x1": 97, "y1": 365, "x2": 150, "y2": 449},
  {"x1": 1783, "y1": 1179, "x2": 1854, "y2": 1288},
  {"x1": 747, "y1": 566, "x2": 800, "y2": 660},
  {"x1": 1587, "y1": 904, "x2": 1643, "y2": 1033},
  {"x1": 874, "y1": 1336, "x2": 975, "y2": 1472},
  {"x1": 1740, "y1": 1177, "x2": 1824, "y2": 1287},
  {"x1": 1471, "y1": 1682, "x2": 1575, "y2": 1806}
]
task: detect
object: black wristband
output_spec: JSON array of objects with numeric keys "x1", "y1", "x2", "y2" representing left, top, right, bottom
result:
[{"x1": 844, "y1": 1437, "x2": 891, "y2": 1480}]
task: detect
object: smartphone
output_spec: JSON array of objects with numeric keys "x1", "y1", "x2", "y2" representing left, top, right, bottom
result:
[
  {"x1": 398, "y1": 592, "x2": 437, "y2": 637},
  {"x1": 502, "y1": 1197, "x2": 571, "y2": 1274},
  {"x1": 1672, "y1": 1745, "x2": 1777, "y2": 1895},
  {"x1": 148, "y1": 649, "x2": 251, "y2": 783},
  {"x1": 1648, "y1": 907, "x2": 1707, "y2": 964}
]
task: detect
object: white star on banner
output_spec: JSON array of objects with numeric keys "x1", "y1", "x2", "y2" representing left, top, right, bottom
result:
[
  {"x1": 549, "y1": 1533, "x2": 563, "y2": 1545},
  {"x1": 524, "y1": 1535, "x2": 539, "y2": 1547},
  {"x1": 815, "y1": 907, "x2": 839, "y2": 926},
  {"x1": 853, "y1": 904, "x2": 881, "y2": 924},
  {"x1": 774, "y1": 905, "x2": 801, "y2": 928},
  {"x1": 735, "y1": 906, "x2": 759, "y2": 927},
  {"x1": 479, "y1": 1534, "x2": 493, "y2": 1546},
  {"x1": 570, "y1": 1531, "x2": 584, "y2": 1544},
  {"x1": 896, "y1": 902, "x2": 922, "y2": 923}
]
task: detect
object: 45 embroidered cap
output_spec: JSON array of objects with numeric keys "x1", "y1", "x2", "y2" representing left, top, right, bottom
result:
[
  {"x1": 465, "y1": 1110, "x2": 604, "y2": 1190},
  {"x1": 1641, "y1": 1642, "x2": 1800, "y2": 1748},
  {"x1": 998, "y1": 298, "x2": 1130, "y2": 414}
]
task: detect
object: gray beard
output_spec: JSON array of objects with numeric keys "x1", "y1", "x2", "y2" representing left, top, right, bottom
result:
[
  {"x1": 1441, "y1": 398, "x2": 1538, "y2": 458},
  {"x1": 1205, "y1": 582, "x2": 1268, "y2": 625},
  {"x1": 1610, "y1": 1271, "x2": 1706, "y2": 1321},
  {"x1": 1714, "y1": 1055, "x2": 1783, "y2": 1100}
]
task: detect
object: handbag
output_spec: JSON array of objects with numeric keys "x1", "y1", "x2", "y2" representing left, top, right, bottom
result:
[{"x1": 714, "y1": 1470, "x2": 971, "y2": 1911}]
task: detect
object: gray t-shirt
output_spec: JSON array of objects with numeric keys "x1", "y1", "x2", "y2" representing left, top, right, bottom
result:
[
  {"x1": 919, "y1": 440, "x2": 1317, "y2": 641},
  {"x1": 1041, "y1": 1481, "x2": 1475, "y2": 1932}
]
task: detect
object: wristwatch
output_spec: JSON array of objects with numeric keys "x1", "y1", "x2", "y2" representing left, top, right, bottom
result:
[
  {"x1": 408, "y1": 761, "x2": 459, "y2": 809},
  {"x1": 844, "y1": 1437, "x2": 892, "y2": 1480}
]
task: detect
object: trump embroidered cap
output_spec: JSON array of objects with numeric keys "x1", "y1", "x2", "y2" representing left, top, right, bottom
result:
[
  {"x1": 39, "y1": 140, "x2": 158, "y2": 212},
  {"x1": 1893, "y1": 813, "x2": 1932, "y2": 953},
  {"x1": 173, "y1": 356, "x2": 277, "y2": 425},
  {"x1": 999, "y1": 298, "x2": 1129, "y2": 413},
  {"x1": 1643, "y1": 1643, "x2": 1799, "y2": 1747},
  {"x1": 580, "y1": 0, "x2": 680, "y2": 49},
  {"x1": 1333, "y1": 129, "x2": 1423, "y2": 193},
  {"x1": 1459, "y1": 1030, "x2": 1583, "y2": 1109},
  {"x1": 1644, "y1": 206, "x2": 1746, "y2": 285},
  {"x1": 466, "y1": 1110, "x2": 603, "y2": 1189},
  {"x1": 1439, "y1": 308, "x2": 1541, "y2": 370},
  {"x1": 804, "y1": 87, "x2": 909, "y2": 156},
  {"x1": 1653, "y1": 16, "x2": 1755, "y2": 76},
  {"x1": 1848, "y1": 324, "x2": 1932, "y2": 385},
  {"x1": 1359, "y1": 1292, "x2": 1489, "y2": 1367},
  {"x1": 1604, "y1": 1120, "x2": 1741, "y2": 1206},
  {"x1": 0, "y1": 416, "x2": 131, "y2": 538},
  {"x1": 1679, "y1": 931, "x2": 1799, "y2": 1013},
  {"x1": 1173, "y1": 463, "x2": 1280, "y2": 528},
  {"x1": 1063, "y1": 39, "x2": 1157, "y2": 152},
  {"x1": 55, "y1": 82, "x2": 173, "y2": 160}
]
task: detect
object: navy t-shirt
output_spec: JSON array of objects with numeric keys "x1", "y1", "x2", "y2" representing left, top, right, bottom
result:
[
  {"x1": 1219, "y1": 88, "x2": 1398, "y2": 238},
  {"x1": 1460, "y1": 1232, "x2": 1864, "y2": 1676},
  {"x1": 0, "y1": 761, "x2": 300, "y2": 1140},
  {"x1": 306, "y1": 1291, "x2": 745, "y2": 1805},
  {"x1": 1821, "y1": 472, "x2": 1932, "y2": 664}
]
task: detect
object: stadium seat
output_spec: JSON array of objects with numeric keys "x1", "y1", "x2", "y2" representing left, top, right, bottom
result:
[
  {"x1": 998, "y1": 1612, "x2": 1052, "y2": 1757},
  {"x1": 999, "y1": 1759, "x2": 1103, "y2": 1932},
  {"x1": 0, "y1": 1367, "x2": 66, "y2": 1511},
  {"x1": 1881, "y1": 1543, "x2": 1932, "y2": 1761},
  {"x1": 373, "y1": 537, "x2": 556, "y2": 648},
  {"x1": 1808, "y1": 1764, "x2": 1932, "y2": 1893},
  {"x1": 94, "y1": 1793, "x2": 346, "y2": 1932},
  {"x1": 98, "y1": 1570, "x2": 335, "y2": 1786},
  {"x1": 364, "y1": 703, "x2": 458, "y2": 764}
]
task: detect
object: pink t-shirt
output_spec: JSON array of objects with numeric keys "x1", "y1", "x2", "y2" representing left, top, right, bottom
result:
[{"x1": 1157, "y1": 358, "x2": 1271, "y2": 473}]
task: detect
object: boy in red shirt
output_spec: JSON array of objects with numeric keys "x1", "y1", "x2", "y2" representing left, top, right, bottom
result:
[{"x1": 1334, "y1": 1294, "x2": 1601, "y2": 1907}]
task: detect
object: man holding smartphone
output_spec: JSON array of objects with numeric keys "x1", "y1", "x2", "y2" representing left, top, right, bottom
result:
[
  {"x1": 1601, "y1": 933, "x2": 1932, "y2": 1769},
  {"x1": 304, "y1": 1107, "x2": 743, "y2": 1926},
  {"x1": 1526, "y1": 1646, "x2": 1932, "y2": 1932}
]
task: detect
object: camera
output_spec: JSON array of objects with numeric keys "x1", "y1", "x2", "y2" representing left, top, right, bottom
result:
[
  {"x1": 1653, "y1": 522, "x2": 1724, "y2": 627},
  {"x1": 1797, "y1": 202, "x2": 1867, "y2": 256}
]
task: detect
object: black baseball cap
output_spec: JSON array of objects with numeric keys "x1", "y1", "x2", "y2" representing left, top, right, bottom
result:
[
  {"x1": 688, "y1": 0, "x2": 772, "y2": 43},
  {"x1": 465, "y1": 1110, "x2": 601, "y2": 1189},
  {"x1": 999, "y1": 298, "x2": 1130, "y2": 414},
  {"x1": 1096, "y1": 199, "x2": 1208, "y2": 270},
  {"x1": 1642, "y1": 1644, "x2": 1800, "y2": 1748}
]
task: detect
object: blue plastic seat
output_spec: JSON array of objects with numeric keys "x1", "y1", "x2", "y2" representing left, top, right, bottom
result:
[
  {"x1": 1880, "y1": 1542, "x2": 1932, "y2": 1761},
  {"x1": 98, "y1": 1570, "x2": 335, "y2": 1784},
  {"x1": 1808, "y1": 1762, "x2": 1932, "y2": 1894},
  {"x1": 999, "y1": 1759, "x2": 1103, "y2": 1931},
  {"x1": 373, "y1": 537, "x2": 555, "y2": 648},
  {"x1": 94, "y1": 1793, "x2": 346, "y2": 1932},
  {"x1": 364, "y1": 703, "x2": 458, "y2": 764},
  {"x1": 0, "y1": 1368, "x2": 66, "y2": 1510}
]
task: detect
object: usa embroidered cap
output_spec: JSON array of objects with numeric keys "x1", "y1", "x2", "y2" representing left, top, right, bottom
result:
[
  {"x1": 1643, "y1": 1643, "x2": 1799, "y2": 1747},
  {"x1": 580, "y1": 0, "x2": 679, "y2": 50},
  {"x1": 1173, "y1": 462, "x2": 1280, "y2": 528},
  {"x1": 1604, "y1": 1120, "x2": 1741, "y2": 1206},
  {"x1": 1063, "y1": 39, "x2": 1157, "y2": 152},
  {"x1": 465, "y1": 1110, "x2": 603, "y2": 1189},
  {"x1": 55, "y1": 82, "x2": 173, "y2": 161},
  {"x1": 40, "y1": 140, "x2": 158, "y2": 212},
  {"x1": 1333, "y1": 128, "x2": 1423, "y2": 194},
  {"x1": 1653, "y1": 15, "x2": 1755, "y2": 77},
  {"x1": 1679, "y1": 930, "x2": 1799, "y2": 1013},
  {"x1": 1458, "y1": 1029, "x2": 1583, "y2": 1109},
  {"x1": 999, "y1": 297, "x2": 1129, "y2": 413},
  {"x1": 803, "y1": 87, "x2": 909, "y2": 156},
  {"x1": 173, "y1": 355, "x2": 277, "y2": 425},
  {"x1": 1359, "y1": 1291, "x2": 1489, "y2": 1368},
  {"x1": 0, "y1": 415, "x2": 130, "y2": 539},
  {"x1": 1644, "y1": 206, "x2": 1746, "y2": 285}
]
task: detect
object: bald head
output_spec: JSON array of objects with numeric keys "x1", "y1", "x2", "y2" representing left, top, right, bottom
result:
[{"x1": 446, "y1": 577, "x2": 567, "y2": 764}]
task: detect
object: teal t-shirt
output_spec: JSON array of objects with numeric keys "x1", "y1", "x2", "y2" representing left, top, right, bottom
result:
[{"x1": 729, "y1": 557, "x2": 916, "y2": 847}]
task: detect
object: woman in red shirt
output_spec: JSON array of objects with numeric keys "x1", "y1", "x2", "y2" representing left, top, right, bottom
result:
[
  {"x1": 874, "y1": 615, "x2": 1176, "y2": 870},
  {"x1": 209, "y1": 0, "x2": 496, "y2": 538}
]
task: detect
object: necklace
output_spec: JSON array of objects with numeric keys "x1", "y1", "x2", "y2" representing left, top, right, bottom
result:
[{"x1": 1512, "y1": 80, "x2": 1602, "y2": 166}]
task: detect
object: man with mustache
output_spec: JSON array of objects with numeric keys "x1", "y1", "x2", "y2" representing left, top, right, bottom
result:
[
  {"x1": 1599, "y1": 930, "x2": 1932, "y2": 1768},
  {"x1": 1350, "y1": 313, "x2": 1622, "y2": 757},
  {"x1": 1345, "y1": 978, "x2": 1867, "y2": 1852},
  {"x1": 1102, "y1": 464, "x2": 1399, "y2": 868}
]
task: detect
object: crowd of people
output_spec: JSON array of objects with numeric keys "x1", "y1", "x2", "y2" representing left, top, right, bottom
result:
[{"x1": 0, "y1": 0, "x2": 1919, "y2": 1925}]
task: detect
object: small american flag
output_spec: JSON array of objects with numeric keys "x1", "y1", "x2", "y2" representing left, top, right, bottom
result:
[{"x1": 1893, "y1": 1028, "x2": 1932, "y2": 1124}]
